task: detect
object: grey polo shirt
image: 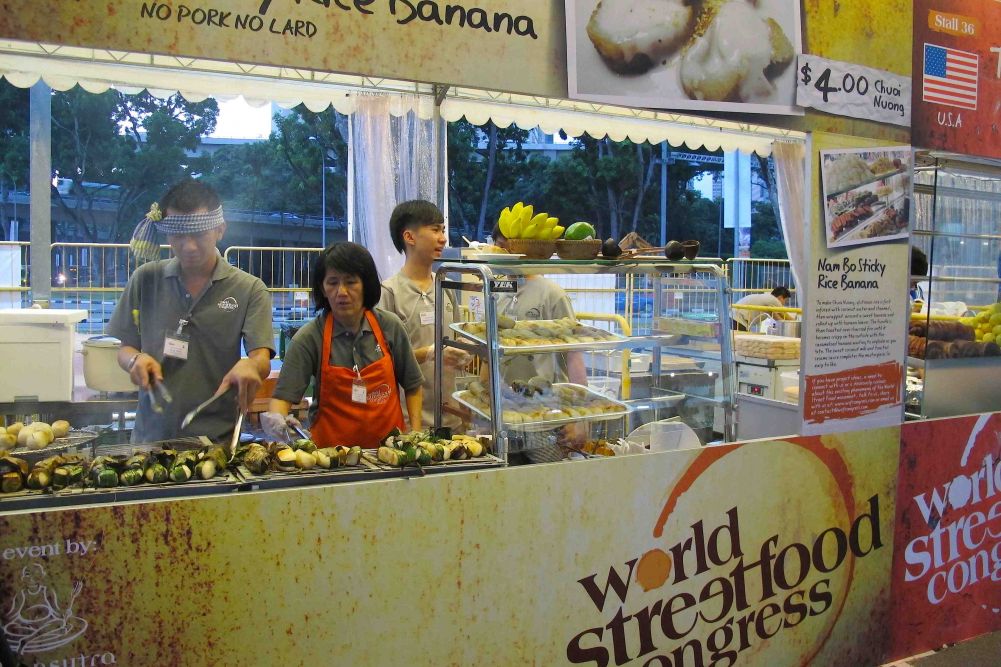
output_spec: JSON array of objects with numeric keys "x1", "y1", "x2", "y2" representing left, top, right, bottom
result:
[
  {"x1": 495, "y1": 277, "x2": 574, "y2": 384},
  {"x1": 108, "y1": 253, "x2": 275, "y2": 443},
  {"x1": 379, "y1": 272, "x2": 461, "y2": 429},
  {"x1": 272, "y1": 308, "x2": 423, "y2": 425}
]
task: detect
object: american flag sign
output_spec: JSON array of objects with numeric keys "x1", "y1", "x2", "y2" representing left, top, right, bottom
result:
[{"x1": 922, "y1": 43, "x2": 978, "y2": 110}]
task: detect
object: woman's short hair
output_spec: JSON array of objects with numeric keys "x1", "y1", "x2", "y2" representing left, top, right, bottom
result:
[
  {"x1": 771, "y1": 286, "x2": 792, "y2": 300},
  {"x1": 312, "y1": 242, "x2": 381, "y2": 312}
]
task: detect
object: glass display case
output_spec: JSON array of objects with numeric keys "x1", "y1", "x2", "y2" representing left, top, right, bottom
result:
[
  {"x1": 432, "y1": 258, "x2": 735, "y2": 460},
  {"x1": 908, "y1": 153, "x2": 1001, "y2": 418}
]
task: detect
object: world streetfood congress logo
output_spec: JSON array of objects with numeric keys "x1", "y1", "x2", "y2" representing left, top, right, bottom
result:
[
  {"x1": 565, "y1": 441, "x2": 886, "y2": 667},
  {"x1": 903, "y1": 414, "x2": 1001, "y2": 610}
]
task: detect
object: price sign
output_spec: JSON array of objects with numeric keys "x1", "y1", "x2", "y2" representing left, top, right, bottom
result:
[{"x1": 796, "y1": 54, "x2": 911, "y2": 127}]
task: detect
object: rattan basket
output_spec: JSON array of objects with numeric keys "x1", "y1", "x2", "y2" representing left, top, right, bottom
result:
[
  {"x1": 556, "y1": 239, "x2": 602, "y2": 260},
  {"x1": 505, "y1": 238, "x2": 556, "y2": 259}
]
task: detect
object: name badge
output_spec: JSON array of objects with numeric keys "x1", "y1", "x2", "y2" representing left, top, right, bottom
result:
[
  {"x1": 163, "y1": 334, "x2": 189, "y2": 360},
  {"x1": 420, "y1": 311, "x2": 435, "y2": 326},
  {"x1": 351, "y1": 378, "x2": 367, "y2": 404}
]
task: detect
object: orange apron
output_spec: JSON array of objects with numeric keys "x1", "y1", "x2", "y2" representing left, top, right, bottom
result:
[{"x1": 310, "y1": 310, "x2": 406, "y2": 448}]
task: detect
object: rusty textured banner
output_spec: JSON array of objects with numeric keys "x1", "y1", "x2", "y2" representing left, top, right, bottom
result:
[{"x1": 0, "y1": 428, "x2": 900, "y2": 665}]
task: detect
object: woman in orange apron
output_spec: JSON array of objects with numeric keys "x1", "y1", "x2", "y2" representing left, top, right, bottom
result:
[{"x1": 265, "y1": 243, "x2": 424, "y2": 447}]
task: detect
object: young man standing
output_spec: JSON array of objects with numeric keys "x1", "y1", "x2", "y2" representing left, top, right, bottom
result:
[
  {"x1": 379, "y1": 200, "x2": 469, "y2": 431},
  {"x1": 109, "y1": 179, "x2": 275, "y2": 443}
]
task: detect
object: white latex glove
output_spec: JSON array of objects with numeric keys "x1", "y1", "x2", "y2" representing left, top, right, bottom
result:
[
  {"x1": 261, "y1": 412, "x2": 292, "y2": 442},
  {"x1": 442, "y1": 347, "x2": 473, "y2": 369}
]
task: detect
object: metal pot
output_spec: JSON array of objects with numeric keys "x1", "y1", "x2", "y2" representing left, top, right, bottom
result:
[
  {"x1": 772, "y1": 319, "x2": 802, "y2": 338},
  {"x1": 81, "y1": 336, "x2": 137, "y2": 393}
]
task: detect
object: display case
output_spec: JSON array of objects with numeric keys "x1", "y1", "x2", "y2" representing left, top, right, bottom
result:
[
  {"x1": 432, "y1": 258, "x2": 735, "y2": 460},
  {"x1": 908, "y1": 154, "x2": 1001, "y2": 418}
]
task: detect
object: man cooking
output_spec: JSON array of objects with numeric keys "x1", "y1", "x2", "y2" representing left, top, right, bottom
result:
[{"x1": 108, "y1": 179, "x2": 275, "y2": 443}]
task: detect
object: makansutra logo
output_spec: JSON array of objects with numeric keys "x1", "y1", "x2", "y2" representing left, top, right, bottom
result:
[
  {"x1": 217, "y1": 296, "x2": 239, "y2": 311},
  {"x1": 902, "y1": 413, "x2": 1001, "y2": 609},
  {"x1": 566, "y1": 440, "x2": 886, "y2": 667}
]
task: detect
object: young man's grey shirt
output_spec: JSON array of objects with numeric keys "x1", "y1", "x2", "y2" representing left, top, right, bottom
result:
[
  {"x1": 495, "y1": 277, "x2": 574, "y2": 383},
  {"x1": 379, "y1": 272, "x2": 461, "y2": 429}
]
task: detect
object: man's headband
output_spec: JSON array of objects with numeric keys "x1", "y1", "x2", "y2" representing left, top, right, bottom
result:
[{"x1": 130, "y1": 203, "x2": 225, "y2": 260}]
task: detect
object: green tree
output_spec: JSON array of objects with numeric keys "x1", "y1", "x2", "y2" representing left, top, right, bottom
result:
[
  {"x1": 50, "y1": 87, "x2": 219, "y2": 243},
  {"x1": 0, "y1": 82, "x2": 29, "y2": 238},
  {"x1": 447, "y1": 120, "x2": 533, "y2": 243}
]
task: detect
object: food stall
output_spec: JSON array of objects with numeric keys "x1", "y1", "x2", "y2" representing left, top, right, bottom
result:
[{"x1": 0, "y1": 0, "x2": 998, "y2": 665}]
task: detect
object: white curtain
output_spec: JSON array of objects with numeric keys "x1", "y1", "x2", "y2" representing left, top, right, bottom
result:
[
  {"x1": 350, "y1": 93, "x2": 441, "y2": 281},
  {"x1": 772, "y1": 141, "x2": 807, "y2": 292}
]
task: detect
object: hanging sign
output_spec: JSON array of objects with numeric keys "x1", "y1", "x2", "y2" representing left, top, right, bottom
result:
[{"x1": 796, "y1": 55, "x2": 911, "y2": 127}]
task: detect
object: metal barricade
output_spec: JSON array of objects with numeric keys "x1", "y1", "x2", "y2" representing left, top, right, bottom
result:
[
  {"x1": 726, "y1": 257, "x2": 798, "y2": 307},
  {"x1": 49, "y1": 243, "x2": 171, "y2": 334},
  {"x1": 222, "y1": 246, "x2": 324, "y2": 325}
]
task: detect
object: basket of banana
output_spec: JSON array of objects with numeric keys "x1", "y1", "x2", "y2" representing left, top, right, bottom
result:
[{"x1": 496, "y1": 202, "x2": 562, "y2": 259}]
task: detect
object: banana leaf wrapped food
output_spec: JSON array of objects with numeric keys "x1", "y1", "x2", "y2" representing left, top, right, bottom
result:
[
  {"x1": 27, "y1": 455, "x2": 64, "y2": 491},
  {"x1": 271, "y1": 443, "x2": 297, "y2": 472},
  {"x1": 168, "y1": 449, "x2": 199, "y2": 483},
  {"x1": 195, "y1": 446, "x2": 227, "y2": 480},
  {"x1": 52, "y1": 463, "x2": 85, "y2": 490},
  {"x1": 293, "y1": 438, "x2": 317, "y2": 453},
  {"x1": 1, "y1": 455, "x2": 29, "y2": 493},
  {"x1": 119, "y1": 454, "x2": 146, "y2": 486},
  {"x1": 314, "y1": 448, "x2": 341, "y2": 470},
  {"x1": 144, "y1": 451, "x2": 171, "y2": 484},
  {"x1": 236, "y1": 443, "x2": 270, "y2": 475},
  {"x1": 87, "y1": 456, "x2": 124, "y2": 489},
  {"x1": 333, "y1": 445, "x2": 362, "y2": 466}
]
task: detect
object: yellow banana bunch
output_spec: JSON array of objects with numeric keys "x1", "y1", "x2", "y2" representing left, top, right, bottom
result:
[
  {"x1": 497, "y1": 202, "x2": 524, "y2": 239},
  {"x1": 497, "y1": 203, "x2": 561, "y2": 239}
]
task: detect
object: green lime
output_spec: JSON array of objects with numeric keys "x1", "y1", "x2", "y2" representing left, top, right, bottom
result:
[{"x1": 565, "y1": 222, "x2": 596, "y2": 240}]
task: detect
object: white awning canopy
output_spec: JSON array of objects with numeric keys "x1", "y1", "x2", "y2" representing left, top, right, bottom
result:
[{"x1": 0, "y1": 39, "x2": 804, "y2": 155}]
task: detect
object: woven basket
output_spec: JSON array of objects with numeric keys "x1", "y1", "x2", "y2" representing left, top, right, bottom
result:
[
  {"x1": 506, "y1": 238, "x2": 556, "y2": 259},
  {"x1": 556, "y1": 239, "x2": 602, "y2": 260}
]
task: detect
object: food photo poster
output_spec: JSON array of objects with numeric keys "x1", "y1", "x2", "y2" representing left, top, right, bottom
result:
[
  {"x1": 820, "y1": 146, "x2": 913, "y2": 250},
  {"x1": 565, "y1": 0, "x2": 803, "y2": 114}
]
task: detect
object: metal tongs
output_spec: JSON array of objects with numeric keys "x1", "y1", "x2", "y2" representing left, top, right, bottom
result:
[
  {"x1": 227, "y1": 411, "x2": 244, "y2": 463},
  {"x1": 285, "y1": 418, "x2": 311, "y2": 443},
  {"x1": 180, "y1": 384, "x2": 234, "y2": 430},
  {"x1": 146, "y1": 378, "x2": 173, "y2": 414}
]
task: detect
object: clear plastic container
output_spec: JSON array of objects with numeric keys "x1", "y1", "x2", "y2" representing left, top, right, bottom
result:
[{"x1": 780, "y1": 370, "x2": 800, "y2": 404}]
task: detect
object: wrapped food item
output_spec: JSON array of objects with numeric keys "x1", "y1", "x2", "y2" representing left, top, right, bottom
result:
[
  {"x1": 52, "y1": 463, "x2": 85, "y2": 490},
  {"x1": 168, "y1": 450, "x2": 199, "y2": 483},
  {"x1": 1, "y1": 455, "x2": 29, "y2": 493},
  {"x1": 909, "y1": 321, "x2": 975, "y2": 341},
  {"x1": 196, "y1": 447, "x2": 227, "y2": 480},
  {"x1": 143, "y1": 452, "x2": 169, "y2": 484},
  {"x1": 240, "y1": 443, "x2": 270, "y2": 475},
  {"x1": 88, "y1": 456, "x2": 123, "y2": 488},
  {"x1": 27, "y1": 455, "x2": 65, "y2": 490},
  {"x1": 119, "y1": 454, "x2": 146, "y2": 486}
]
